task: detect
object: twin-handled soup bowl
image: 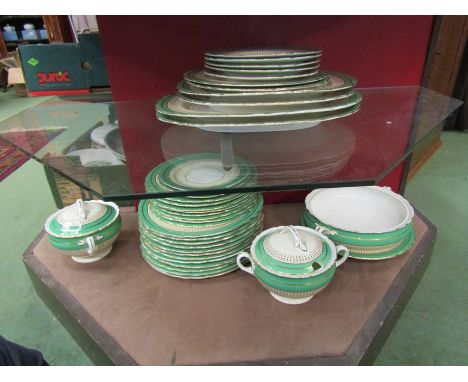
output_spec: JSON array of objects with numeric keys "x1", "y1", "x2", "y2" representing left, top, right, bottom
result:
[
  {"x1": 303, "y1": 186, "x2": 415, "y2": 260},
  {"x1": 236, "y1": 225, "x2": 349, "y2": 304},
  {"x1": 45, "y1": 199, "x2": 122, "y2": 263}
]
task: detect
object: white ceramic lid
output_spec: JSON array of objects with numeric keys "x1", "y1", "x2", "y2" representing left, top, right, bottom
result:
[
  {"x1": 45, "y1": 199, "x2": 120, "y2": 238},
  {"x1": 56, "y1": 200, "x2": 107, "y2": 226},
  {"x1": 249, "y1": 225, "x2": 340, "y2": 278},
  {"x1": 263, "y1": 226, "x2": 323, "y2": 264}
]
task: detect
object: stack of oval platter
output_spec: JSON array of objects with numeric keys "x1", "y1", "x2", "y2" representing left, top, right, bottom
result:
[
  {"x1": 301, "y1": 186, "x2": 416, "y2": 260},
  {"x1": 138, "y1": 153, "x2": 263, "y2": 278},
  {"x1": 156, "y1": 48, "x2": 362, "y2": 133}
]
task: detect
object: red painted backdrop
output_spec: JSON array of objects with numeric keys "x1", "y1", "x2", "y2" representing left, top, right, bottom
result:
[{"x1": 97, "y1": 16, "x2": 434, "y2": 201}]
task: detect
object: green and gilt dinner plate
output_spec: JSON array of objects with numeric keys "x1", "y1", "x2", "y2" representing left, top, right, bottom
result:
[
  {"x1": 205, "y1": 48, "x2": 322, "y2": 59},
  {"x1": 203, "y1": 68, "x2": 320, "y2": 81},
  {"x1": 204, "y1": 63, "x2": 320, "y2": 77},
  {"x1": 139, "y1": 212, "x2": 262, "y2": 240},
  {"x1": 140, "y1": 236, "x2": 254, "y2": 264},
  {"x1": 141, "y1": 247, "x2": 240, "y2": 279},
  {"x1": 204, "y1": 59, "x2": 320, "y2": 70},
  {"x1": 140, "y1": 229, "x2": 259, "y2": 259},
  {"x1": 150, "y1": 197, "x2": 259, "y2": 225},
  {"x1": 151, "y1": 192, "x2": 257, "y2": 213},
  {"x1": 204, "y1": 54, "x2": 321, "y2": 66},
  {"x1": 184, "y1": 70, "x2": 324, "y2": 88},
  {"x1": 138, "y1": 196, "x2": 263, "y2": 238},
  {"x1": 145, "y1": 153, "x2": 255, "y2": 192},
  {"x1": 138, "y1": 220, "x2": 263, "y2": 249},
  {"x1": 151, "y1": 196, "x2": 257, "y2": 217},
  {"x1": 141, "y1": 241, "x2": 240, "y2": 269}
]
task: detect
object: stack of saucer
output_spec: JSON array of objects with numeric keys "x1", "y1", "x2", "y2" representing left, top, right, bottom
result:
[
  {"x1": 138, "y1": 153, "x2": 263, "y2": 278},
  {"x1": 156, "y1": 48, "x2": 362, "y2": 133}
]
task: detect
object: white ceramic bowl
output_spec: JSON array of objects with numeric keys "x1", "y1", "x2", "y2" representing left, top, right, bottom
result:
[{"x1": 305, "y1": 186, "x2": 414, "y2": 234}]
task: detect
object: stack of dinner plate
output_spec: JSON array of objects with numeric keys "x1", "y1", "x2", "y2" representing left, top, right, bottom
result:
[
  {"x1": 138, "y1": 153, "x2": 264, "y2": 278},
  {"x1": 155, "y1": 48, "x2": 362, "y2": 133},
  {"x1": 301, "y1": 186, "x2": 416, "y2": 260}
]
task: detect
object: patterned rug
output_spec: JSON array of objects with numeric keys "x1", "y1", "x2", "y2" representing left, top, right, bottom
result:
[{"x1": 0, "y1": 129, "x2": 64, "y2": 182}]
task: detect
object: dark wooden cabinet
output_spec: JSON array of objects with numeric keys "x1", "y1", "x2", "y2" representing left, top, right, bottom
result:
[
  {"x1": 407, "y1": 16, "x2": 468, "y2": 182},
  {"x1": 0, "y1": 15, "x2": 73, "y2": 59}
]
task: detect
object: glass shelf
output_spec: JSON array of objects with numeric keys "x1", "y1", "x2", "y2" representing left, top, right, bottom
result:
[{"x1": 0, "y1": 87, "x2": 462, "y2": 201}]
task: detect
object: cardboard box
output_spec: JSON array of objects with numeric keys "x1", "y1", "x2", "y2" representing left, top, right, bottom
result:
[
  {"x1": 39, "y1": 29, "x2": 48, "y2": 40},
  {"x1": 18, "y1": 32, "x2": 110, "y2": 96},
  {"x1": 0, "y1": 52, "x2": 27, "y2": 96},
  {"x1": 2, "y1": 31, "x2": 19, "y2": 41},
  {"x1": 21, "y1": 30, "x2": 40, "y2": 40},
  {"x1": 19, "y1": 43, "x2": 89, "y2": 94}
]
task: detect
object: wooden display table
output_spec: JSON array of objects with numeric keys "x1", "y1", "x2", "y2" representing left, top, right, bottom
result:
[{"x1": 23, "y1": 203, "x2": 436, "y2": 365}]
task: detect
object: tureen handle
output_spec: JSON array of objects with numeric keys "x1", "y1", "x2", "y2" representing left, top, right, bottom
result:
[
  {"x1": 335, "y1": 245, "x2": 349, "y2": 268},
  {"x1": 237, "y1": 252, "x2": 254, "y2": 275},
  {"x1": 86, "y1": 236, "x2": 96, "y2": 256},
  {"x1": 76, "y1": 199, "x2": 87, "y2": 223},
  {"x1": 286, "y1": 225, "x2": 307, "y2": 252},
  {"x1": 314, "y1": 223, "x2": 336, "y2": 236}
]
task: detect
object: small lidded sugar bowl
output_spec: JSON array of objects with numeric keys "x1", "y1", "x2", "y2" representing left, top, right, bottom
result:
[
  {"x1": 237, "y1": 225, "x2": 349, "y2": 304},
  {"x1": 45, "y1": 199, "x2": 121, "y2": 263}
]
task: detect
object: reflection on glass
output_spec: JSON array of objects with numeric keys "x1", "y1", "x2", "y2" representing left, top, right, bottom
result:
[{"x1": 0, "y1": 87, "x2": 462, "y2": 201}]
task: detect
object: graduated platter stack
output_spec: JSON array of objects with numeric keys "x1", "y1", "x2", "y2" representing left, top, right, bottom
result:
[
  {"x1": 138, "y1": 153, "x2": 263, "y2": 278},
  {"x1": 156, "y1": 48, "x2": 362, "y2": 133}
]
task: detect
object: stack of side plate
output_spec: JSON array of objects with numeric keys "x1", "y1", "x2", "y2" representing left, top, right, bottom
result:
[
  {"x1": 156, "y1": 49, "x2": 362, "y2": 133},
  {"x1": 138, "y1": 153, "x2": 263, "y2": 278},
  {"x1": 301, "y1": 186, "x2": 416, "y2": 260}
]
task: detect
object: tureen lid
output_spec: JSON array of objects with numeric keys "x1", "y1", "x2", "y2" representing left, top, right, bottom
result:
[
  {"x1": 252, "y1": 226, "x2": 336, "y2": 278},
  {"x1": 45, "y1": 199, "x2": 119, "y2": 238}
]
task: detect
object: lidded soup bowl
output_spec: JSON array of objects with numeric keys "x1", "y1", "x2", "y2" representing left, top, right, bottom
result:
[
  {"x1": 45, "y1": 199, "x2": 121, "y2": 263},
  {"x1": 236, "y1": 225, "x2": 349, "y2": 304}
]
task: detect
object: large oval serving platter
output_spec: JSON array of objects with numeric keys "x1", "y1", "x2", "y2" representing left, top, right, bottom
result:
[
  {"x1": 157, "y1": 92, "x2": 362, "y2": 119},
  {"x1": 156, "y1": 103, "x2": 361, "y2": 133},
  {"x1": 177, "y1": 90, "x2": 355, "y2": 109},
  {"x1": 177, "y1": 72, "x2": 355, "y2": 102},
  {"x1": 183, "y1": 74, "x2": 329, "y2": 93},
  {"x1": 184, "y1": 70, "x2": 322, "y2": 88}
]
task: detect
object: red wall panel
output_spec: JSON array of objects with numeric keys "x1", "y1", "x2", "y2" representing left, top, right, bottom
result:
[{"x1": 97, "y1": 16, "x2": 434, "y2": 199}]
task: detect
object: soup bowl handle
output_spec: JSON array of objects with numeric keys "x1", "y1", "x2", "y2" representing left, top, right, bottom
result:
[
  {"x1": 86, "y1": 236, "x2": 96, "y2": 255},
  {"x1": 314, "y1": 223, "x2": 337, "y2": 236},
  {"x1": 237, "y1": 252, "x2": 254, "y2": 275},
  {"x1": 335, "y1": 245, "x2": 349, "y2": 268}
]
